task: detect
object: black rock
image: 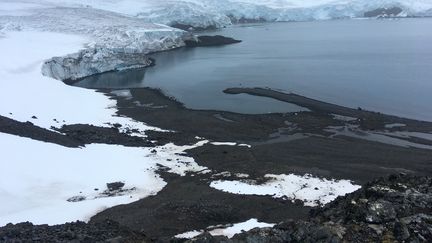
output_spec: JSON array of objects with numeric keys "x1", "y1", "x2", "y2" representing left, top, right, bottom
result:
[
  {"x1": 187, "y1": 174, "x2": 432, "y2": 242},
  {"x1": 364, "y1": 7, "x2": 403, "y2": 18},
  {"x1": 67, "y1": 196, "x2": 86, "y2": 202},
  {"x1": 170, "y1": 23, "x2": 217, "y2": 31},
  {"x1": 107, "y1": 182, "x2": 125, "y2": 192},
  {"x1": 185, "y1": 35, "x2": 242, "y2": 47}
]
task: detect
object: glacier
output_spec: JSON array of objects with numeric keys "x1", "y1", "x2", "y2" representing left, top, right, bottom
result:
[
  {"x1": 0, "y1": 4, "x2": 192, "y2": 80},
  {"x1": 22, "y1": 0, "x2": 431, "y2": 29}
]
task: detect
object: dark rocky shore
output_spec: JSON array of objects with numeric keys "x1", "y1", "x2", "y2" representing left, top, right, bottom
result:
[
  {"x1": 2, "y1": 11, "x2": 432, "y2": 243},
  {"x1": 188, "y1": 173, "x2": 432, "y2": 243},
  {"x1": 1, "y1": 174, "x2": 430, "y2": 242},
  {"x1": 184, "y1": 35, "x2": 242, "y2": 47},
  {"x1": 2, "y1": 85, "x2": 432, "y2": 240}
]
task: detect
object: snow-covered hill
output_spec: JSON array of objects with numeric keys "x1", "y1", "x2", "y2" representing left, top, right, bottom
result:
[
  {"x1": 11, "y1": 0, "x2": 430, "y2": 29},
  {"x1": 135, "y1": 0, "x2": 432, "y2": 27},
  {"x1": 3, "y1": 1, "x2": 432, "y2": 31}
]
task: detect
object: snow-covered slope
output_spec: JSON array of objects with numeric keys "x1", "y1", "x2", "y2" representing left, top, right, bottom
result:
[{"x1": 19, "y1": 0, "x2": 431, "y2": 29}]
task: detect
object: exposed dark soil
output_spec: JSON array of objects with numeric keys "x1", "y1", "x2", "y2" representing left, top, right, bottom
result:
[
  {"x1": 79, "y1": 87, "x2": 432, "y2": 239},
  {"x1": 223, "y1": 87, "x2": 432, "y2": 132},
  {"x1": 0, "y1": 115, "x2": 155, "y2": 148},
  {"x1": 0, "y1": 220, "x2": 148, "y2": 243},
  {"x1": 2, "y1": 86, "x2": 432, "y2": 241},
  {"x1": 2, "y1": 174, "x2": 430, "y2": 243},
  {"x1": 0, "y1": 115, "x2": 82, "y2": 147},
  {"x1": 110, "y1": 88, "x2": 288, "y2": 142},
  {"x1": 91, "y1": 171, "x2": 309, "y2": 241},
  {"x1": 56, "y1": 124, "x2": 154, "y2": 147},
  {"x1": 109, "y1": 87, "x2": 432, "y2": 182},
  {"x1": 188, "y1": 137, "x2": 432, "y2": 184}
]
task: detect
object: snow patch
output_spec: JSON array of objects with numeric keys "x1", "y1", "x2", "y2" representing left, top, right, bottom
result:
[
  {"x1": 210, "y1": 174, "x2": 361, "y2": 207},
  {"x1": 210, "y1": 142, "x2": 252, "y2": 147},
  {"x1": 175, "y1": 218, "x2": 275, "y2": 239},
  {"x1": 0, "y1": 133, "x2": 208, "y2": 226}
]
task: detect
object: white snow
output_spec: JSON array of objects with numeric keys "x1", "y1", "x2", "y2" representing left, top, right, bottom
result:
[
  {"x1": 0, "y1": 30, "x2": 160, "y2": 131},
  {"x1": 0, "y1": 133, "x2": 208, "y2": 226},
  {"x1": 210, "y1": 174, "x2": 361, "y2": 207},
  {"x1": 175, "y1": 218, "x2": 275, "y2": 239}
]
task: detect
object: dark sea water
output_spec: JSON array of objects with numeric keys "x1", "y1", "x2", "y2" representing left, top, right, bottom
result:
[{"x1": 73, "y1": 18, "x2": 432, "y2": 121}]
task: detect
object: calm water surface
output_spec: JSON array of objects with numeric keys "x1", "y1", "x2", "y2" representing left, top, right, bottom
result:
[{"x1": 74, "y1": 18, "x2": 432, "y2": 121}]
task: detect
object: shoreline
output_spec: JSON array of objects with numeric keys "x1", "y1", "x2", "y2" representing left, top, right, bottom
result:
[
  {"x1": 2, "y1": 85, "x2": 431, "y2": 238},
  {"x1": 1, "y1": 2, "x2": 432, "y2": 240}
]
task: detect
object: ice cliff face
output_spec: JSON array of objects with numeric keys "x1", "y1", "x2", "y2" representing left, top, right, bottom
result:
[
  {"x1": 41, "y1": 48, "x2": 155, "y2": 81},
  {"x1": 88, "y1": 0, "x2": 432, "y2": 29},
  {"x1": 0, "y1": 5, "x2": 191, "y2": 80}
]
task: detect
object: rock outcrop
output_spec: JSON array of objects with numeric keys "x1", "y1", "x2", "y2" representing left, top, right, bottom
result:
[
  {"x1": 0, "y1": 220, "x2": 148, "y2": 242},
  {"x1": 185, "y1": 35, "x2": 242, "y2": 47},
  {"x1": 186, "y1": 174, "x2": 432, "y2": 242},
  {"x1": 364, "y1": 7, "x2": 404, "y2": 18},
  {"x1": 1, "y1": 174, "x2": 430, "y2": 242}
]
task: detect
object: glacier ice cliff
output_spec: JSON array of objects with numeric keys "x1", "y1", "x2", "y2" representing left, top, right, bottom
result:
[
  {"x1": 0, "y1": 5, "x2": 192, "y2": 80},
  {"x1": 109, "y1": 0, "x2": 432, "y2": 29},
  {"x1": 41, "y1": 48, "x2": 156, "y2": 81}
]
